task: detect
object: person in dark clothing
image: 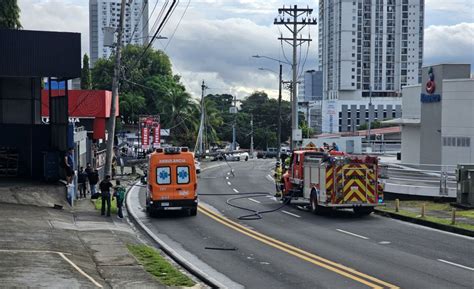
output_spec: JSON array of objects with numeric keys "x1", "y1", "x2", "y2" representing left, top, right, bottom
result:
[
  {"x1": 113, "y1": 180, "x2": 126, "y2": 219},
  {"x1": 88, "y1": 169, "x2": 99, "y2": 197},
  {"x1": 77, "y1": 167, "x2": 87, "y2": 199},
  {"x1": 64, "y1": 148, "x2": 75, "y2": 185},
  {"x1": 99, "y1": 175, "x2": 113, "y2": 216},
  {"x1": 85, "y1": 163, "x2": 93, "y2": 194}
]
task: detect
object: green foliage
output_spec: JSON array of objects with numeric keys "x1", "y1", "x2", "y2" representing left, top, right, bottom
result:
[
  {"x1": 81, "y1": 54, "x2": 92, "y2": 89},
  {"x1": 205, "y1": 91, "x2": 292, "y2": 149},
  {"x1": 127, "y1": 244, "x2": 196, "y2": 287},
  {"x1": 0, "y1": 0, "x2": 22, "y2": 29}
]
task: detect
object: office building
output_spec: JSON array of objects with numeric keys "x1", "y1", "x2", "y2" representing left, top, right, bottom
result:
[
  {"x1": 391, "y1": 64, "x2": 473, "y2": 168},
  {"x1": 89, "y1": 0, "x2": 149, "y2": 66},
  {"x1": 318, "y1": 0, "x2": 424, "y2": 132}
]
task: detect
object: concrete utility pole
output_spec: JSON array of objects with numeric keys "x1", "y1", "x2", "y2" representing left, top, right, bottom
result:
[
  {"x1": 277, "y1": 64, "x2": 282, "y2": 160},
  {"x1": 274, "y1": 5, "x2": 317, "y2": 150},
  {"x1": 197, "y1": 80, "x2": 207, "y2": 160},
  {"x1": 367, "y1": 85, "x2": 373, "y2": 152},
  {"x1": 232, "y1": 95, "x2": 237, "y2": 151},
  {"x1": 104, "y1": 0, "x2": 127, "y2": 177},
  {"x1": 250, "y1": 114, "x2": 254, "y2": 158}
]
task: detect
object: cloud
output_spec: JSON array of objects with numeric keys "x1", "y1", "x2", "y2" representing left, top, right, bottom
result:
[
  {"x1": 424, "y1": 23, "x2": 474, "y2": 68},
  {"x1": 18, "y1": 0, "x2": 89, "y2": 56}
]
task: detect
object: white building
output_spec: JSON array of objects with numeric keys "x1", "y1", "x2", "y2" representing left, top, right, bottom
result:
[
  {"x1": 393, "y1": 64, "x2": 474, "y2": 169},
  {"x1": 318, "y1": 0, "x2": 424, "y2": 132},
  {"x1": 89, "y1": 0, "x2": 149, "y2": 66}
]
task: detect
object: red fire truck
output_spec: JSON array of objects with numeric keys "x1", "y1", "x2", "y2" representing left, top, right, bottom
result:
[{"x1": 282, "y1": 150, "x2": 384, "y2": 215}]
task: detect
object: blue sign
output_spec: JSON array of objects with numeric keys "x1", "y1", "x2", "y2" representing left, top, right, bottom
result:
[{"x1": 420, "y1": 93, "x2": 441, "y2": 103}]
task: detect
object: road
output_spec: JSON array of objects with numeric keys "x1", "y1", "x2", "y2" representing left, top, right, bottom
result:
[{"x1": 129, "y1": 160, "x2": 474, "y2": 289}]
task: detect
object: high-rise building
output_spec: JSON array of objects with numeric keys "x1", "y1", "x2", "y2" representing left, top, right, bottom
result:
[
  {"x1": 89, "y1": 0, "x2": 149, "y2": 66},
  {"x1": 318, "y1": 0, "x2": 424, "y2": 132},
  {"x1": 298, "y1": 70, "x2": 323, "y2": 134}
]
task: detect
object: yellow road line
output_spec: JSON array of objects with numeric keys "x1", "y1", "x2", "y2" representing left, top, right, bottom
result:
[{"x1": 198, "y1": 205, "x2": 399, "y2": 289}]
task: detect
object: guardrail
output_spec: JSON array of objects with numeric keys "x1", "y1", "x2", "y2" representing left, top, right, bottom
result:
[{"x1": 380, "y1": 161, "x2": 458, "y2": 198}]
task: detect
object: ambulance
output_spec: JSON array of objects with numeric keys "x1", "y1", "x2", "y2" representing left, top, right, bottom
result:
[{"x1": 145, "y1": 147, "x2": 198, "y2": 216}]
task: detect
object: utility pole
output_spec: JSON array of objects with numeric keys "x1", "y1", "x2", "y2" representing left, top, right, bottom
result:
[
  {"x1": 104, "y1": 0, "x2": 126, "y2": 177},
  {"x1": 277, "y1": 64, "x2": 282, "y2": 159},
  {"x1": 232, "y1": 95, "x2": 237, "y2": 151},
  {"x1": 274, "y1": 5, "x2": 317, "y2": 150},
  {"x1": 198, "y1": 80, "x2": 207, "y2": 160},
  {"x1": 367, "y1": 85, "x2": 373, "y2": 152},
  {"x1": 250, "y1": 114, "x2": 254, "y2": 158}
]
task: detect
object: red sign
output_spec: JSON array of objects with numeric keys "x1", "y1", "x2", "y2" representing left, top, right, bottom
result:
[
  {"x1": 153, "y1": 123, "x2": 161, "y2": 148},
  {"x1": 142, "y1": 127, "x2": 149, "y2": 148}
]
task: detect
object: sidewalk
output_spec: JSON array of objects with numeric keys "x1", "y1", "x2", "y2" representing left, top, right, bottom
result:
[{"x1": 0, "y1": 180, "x2": 164, "y2": 288}]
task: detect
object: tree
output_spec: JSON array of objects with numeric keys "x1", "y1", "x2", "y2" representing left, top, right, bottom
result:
[
  {"x1": 0, "y1": 0, "x2": 22, "y2": 29},
  {"x1": 81, "y1": 54, "x2": 92, "y2": 89},
  {"x1": 91, "y1": 45, "x2": 199, "y2": 146}
]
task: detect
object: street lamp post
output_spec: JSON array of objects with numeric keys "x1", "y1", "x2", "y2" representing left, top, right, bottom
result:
[{"x1": 253, "y1": 55, "x2": 290, "y2": 155}]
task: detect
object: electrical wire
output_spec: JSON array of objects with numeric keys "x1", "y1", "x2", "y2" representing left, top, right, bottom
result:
[
  {"x1": 127, "y1": 0, "x2": 152, "y2": 45},
  {"x1": 164, "y1": 0, "x2": 190, "y2": 51}
]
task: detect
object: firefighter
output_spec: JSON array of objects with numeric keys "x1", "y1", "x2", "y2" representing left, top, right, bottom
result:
[{"x1": 274, "y1": 161, "x2": 283, "y2": 197}]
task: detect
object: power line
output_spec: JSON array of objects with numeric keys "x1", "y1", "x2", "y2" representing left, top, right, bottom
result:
[
  {"x1": 164, "y1": 0, "x2": 191, "y2": 51},
  {"x1": 127, "y1": 0, "x2": 150, "y2": 45}
]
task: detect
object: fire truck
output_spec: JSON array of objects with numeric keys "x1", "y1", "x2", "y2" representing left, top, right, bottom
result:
[{"x1": 281, "y1": 150, "x2": 384, "y2": 215}]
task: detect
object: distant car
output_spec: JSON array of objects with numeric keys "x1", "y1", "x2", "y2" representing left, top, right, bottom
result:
[
  {"x1": 256, "y1": 151, "x2": 265, "y2": 159},
  {"x1": 264, "y1": 148, "x2": 278, "y2": 158},
  {"x1": 238, "y1": 152, "x2": 249, "y2": 161},
  {"x1": 224, "y1": 153, "x2": 240, "y2": 161},
  {"x1": 194, "y1": 160, "x2": 201, "y2": 174}
]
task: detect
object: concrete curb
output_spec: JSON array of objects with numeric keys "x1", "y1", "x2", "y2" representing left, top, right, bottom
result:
[
  {"x1": 125, "y1": 182, "x2": 224, "y2": 289},
  {"x1": 374, "y1": 209, "x2": 474, "y2": 237}
]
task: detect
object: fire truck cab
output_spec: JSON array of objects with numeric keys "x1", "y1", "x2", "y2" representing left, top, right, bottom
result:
[{"x1": 146, "y1": 147, "x2": 198, "y2": 216}]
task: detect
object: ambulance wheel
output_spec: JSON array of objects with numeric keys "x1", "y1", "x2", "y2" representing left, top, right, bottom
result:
[
  {"x1": 353, "y1": 207, "x2": 374, "y2": 216},
  {"x1": 189, "y1": 206, "x2": 197, "y2": 216},
  {"x1": 310, "y1": 190, "x2": 319, "y2": 215}
]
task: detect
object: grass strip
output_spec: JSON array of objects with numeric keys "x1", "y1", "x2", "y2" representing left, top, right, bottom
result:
[
  {"x1": 92, "y1": 197, "x2": 118, "y2": 214},
  {"x1": 127, "y1": 244, "x2": 196, "y2": 287},
  {"x1": 377, "y1": 207, "x2": 474, "y2": 231}
]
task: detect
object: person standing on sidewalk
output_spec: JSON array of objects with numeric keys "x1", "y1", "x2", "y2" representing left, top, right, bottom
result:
[
  {"x1": 85, "y1": 163, "x2": 93, "y2": 194},
  {"x1": 63, "y1": 147, "x2": 75, "y2": 185},
  {"x1": 88, "y1": 169, "x2": 99, "y2": 198},
  {"x1": 77, "y1": 167, "x2": 87, "y2": 199},
  {"x1": 113, "y1": 180, "x2": 126, "y2": 219},
  {"x1": 99, "y1": 175, "x2": 113, "y2": 217}
]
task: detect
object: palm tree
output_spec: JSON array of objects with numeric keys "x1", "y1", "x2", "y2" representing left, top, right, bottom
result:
[{"x1": 0, "y1": 0, "x2": 22, "y2": 29}]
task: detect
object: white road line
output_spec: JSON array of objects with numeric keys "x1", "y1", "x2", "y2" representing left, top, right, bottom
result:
[
  {"x1": 336, "y1": 229, "x2": 369, "y2": 240},
  {"x1": 233, "y1": 188, "x2": 239, "y2": 193},
  {"x1": 438, "y1": 259, "x2": 474, "y2": 271},
  {"x1": 0, "y1": 249, "x2": 71, "y2": 255},
  {"x1": 281, "y1": 210, "x2": 301, "y2": 218},
  {"x1": 227, "y1": 182, "x2": 232, "y2": 186},
  {"x1": 226, "y1": 177, "x2": 229, "y2": 180},
  {"x1": 58, "y1": 252, "x2": 103, "y2": 288},
  {"x1": 248, "y1": 198, "x2": 261, "y2": 204}
]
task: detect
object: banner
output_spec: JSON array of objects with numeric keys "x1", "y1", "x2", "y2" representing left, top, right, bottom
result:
[
  {"x1": 153, "y1": 123, "x2": 161, "y2": 148},
  {"x1": 141, "y1": 127, "x2": 149, "y2": 149}
]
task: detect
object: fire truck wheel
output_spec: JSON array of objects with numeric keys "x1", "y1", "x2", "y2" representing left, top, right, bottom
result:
[{"x1": 310, "y1": 190, "x2": 319, "y2": 215}]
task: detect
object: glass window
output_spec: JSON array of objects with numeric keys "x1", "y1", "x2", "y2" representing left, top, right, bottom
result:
[
  {"x1": 156, "y1": 167, "x2": 171, "y2": 185},
  {"x1": 176, "y1": 166, "x2": 190, "y2": 184}
]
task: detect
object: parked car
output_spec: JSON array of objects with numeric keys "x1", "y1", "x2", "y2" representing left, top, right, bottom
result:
[
  {"x1": 264, "y1": 147, "x2": 278, "y2": 158},
  {"x1": 256, "y1": 150, "x2": 265, "y2": 159},
  {"x1": 238, "y1": 152, "x2": 249, "y2": 161}
]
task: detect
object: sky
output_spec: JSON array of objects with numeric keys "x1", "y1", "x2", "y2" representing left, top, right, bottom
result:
[{"x1": 19, "y1": 0, "x2": 474, "y2": 100}]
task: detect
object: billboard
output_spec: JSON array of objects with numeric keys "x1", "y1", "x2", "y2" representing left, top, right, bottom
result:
[{"x1": 322, "y1": 100, "x2": 338, "y2": 133}]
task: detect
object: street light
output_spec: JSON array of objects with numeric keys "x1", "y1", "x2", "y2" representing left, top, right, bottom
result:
[
  {"x1": 252, "y1": 55, "x2": 291, "y2": 65},
  {"x1": 255, "y1": 65, "x2": 283, "y2": 159}
]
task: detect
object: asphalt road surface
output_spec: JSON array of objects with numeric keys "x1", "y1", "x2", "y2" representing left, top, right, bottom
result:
[{"x1": 130, "y1": 159, "x2": 473, "y2": 289}]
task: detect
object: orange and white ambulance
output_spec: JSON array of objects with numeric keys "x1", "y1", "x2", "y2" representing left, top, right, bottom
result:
[{"x1": 146, "y1": 147, "x2": 198, "y2": 216}]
